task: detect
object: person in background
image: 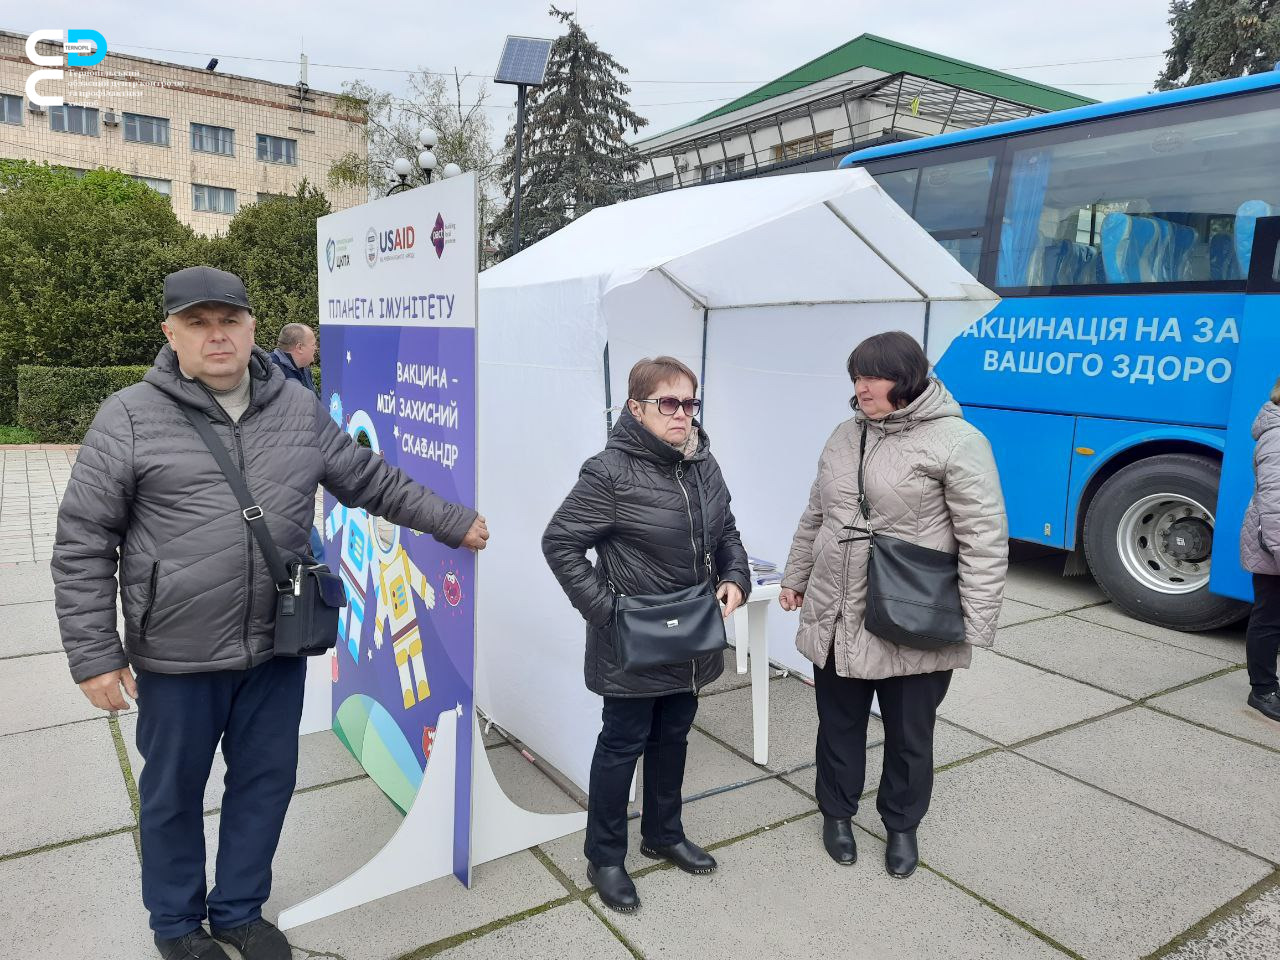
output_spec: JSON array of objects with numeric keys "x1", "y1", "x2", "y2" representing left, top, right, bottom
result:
[
  {"x1": 1240, "y1": 375, "x2": 1280, "y2": 723},
  {"x1": 269, "y1": 323, "x2": 318, "y2": 393},
  {"x1": 779, "y1": 331, "x2": 1007, "y2": 879}
]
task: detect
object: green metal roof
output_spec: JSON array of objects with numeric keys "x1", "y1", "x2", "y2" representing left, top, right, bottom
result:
[{"x1": 687, "y1": 34, "x2": 1096, "y2": 129}]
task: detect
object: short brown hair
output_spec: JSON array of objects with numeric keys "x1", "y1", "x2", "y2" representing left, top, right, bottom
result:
[
  {"x1": 628, "y1": 356, "x2": 699, "y2": 401},
  {"x1": 846, "y1": 331, "x2": 930, "y2": 409}
]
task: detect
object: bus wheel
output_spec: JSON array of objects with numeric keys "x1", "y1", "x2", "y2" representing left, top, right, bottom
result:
[{"x1": 1082, "y1": 453, "x2": 1249, "y2": 632}]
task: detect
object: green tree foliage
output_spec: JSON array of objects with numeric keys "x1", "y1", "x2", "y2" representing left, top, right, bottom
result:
[
  {"x1": 1156, "y1": 0, "x2": 1280, "y2": 89},
  {"x1": 491, "y1": 5, "x2": 648, "y2": 259}
]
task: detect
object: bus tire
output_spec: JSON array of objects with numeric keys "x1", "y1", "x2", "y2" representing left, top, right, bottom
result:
[{"x1": 1082, "y1": 453, "x2": 1249, "y2": 632}]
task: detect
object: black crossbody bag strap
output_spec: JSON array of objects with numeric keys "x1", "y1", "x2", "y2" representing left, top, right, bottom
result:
[{"x1": 180, "y1": 405, "x2": 293, "y2": 591}]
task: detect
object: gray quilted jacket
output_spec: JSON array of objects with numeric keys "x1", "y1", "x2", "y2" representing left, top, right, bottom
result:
[
  {"x1": 782, "y1": 378, "x2": 1008, "y2": 679},
  {"x1": 52, "y1": 345, "x2": 477, "y2": 683},
  {"x1": 1240, "y1": 401, "x2": 1280, "y2": 576}
]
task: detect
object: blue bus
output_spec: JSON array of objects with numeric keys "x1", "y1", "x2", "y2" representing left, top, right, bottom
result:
[{"x1": 840, "y1": 70, "x2": 1280, "y2": 631}]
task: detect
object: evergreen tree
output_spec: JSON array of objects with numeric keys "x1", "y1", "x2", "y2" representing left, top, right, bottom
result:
[
  {"x1": 1156, "y1": 0, "x2": 1280, "y2": 89},
  {"x1": 492, "y1": 5, "x2": 648, "y2": 258}
]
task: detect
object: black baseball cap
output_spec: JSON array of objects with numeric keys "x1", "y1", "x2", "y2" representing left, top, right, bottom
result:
[{"x1": 163, "y1": 266, "x2": 253, "y2": 316}]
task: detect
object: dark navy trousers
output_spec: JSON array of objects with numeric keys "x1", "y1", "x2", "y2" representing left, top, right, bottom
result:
[{"x1": 135, "y1": 656, "x2": 306, "y2": 939}]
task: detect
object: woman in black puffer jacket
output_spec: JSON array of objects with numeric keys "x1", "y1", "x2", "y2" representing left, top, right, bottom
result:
[{"x1": 542, "y1": 355, "x2": 751, "y2": 915}]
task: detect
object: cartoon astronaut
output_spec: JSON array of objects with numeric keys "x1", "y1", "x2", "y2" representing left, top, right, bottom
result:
[
  {"x1": 324, "y1": 409, "x2": 379, "y2": 664},
  {"x1": 371, "y1": 514, "x2": 435, "y2": 710}
]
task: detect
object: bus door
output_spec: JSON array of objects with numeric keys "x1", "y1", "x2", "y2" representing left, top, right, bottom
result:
[{"x1": 1212, "y1": 216, "x2": 1280, "y2": 603}]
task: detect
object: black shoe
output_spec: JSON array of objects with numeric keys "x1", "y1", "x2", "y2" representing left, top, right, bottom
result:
[
  {"x1": 210, "y1": 918, "x2": 291, "y2": 960},
  {"x1": 1248, "y1": 690, "x2": 1280, "y2": 723},
  {"x1": 639, "y1": 838, "x2": 717, "y2": 875},
  {"x1": 588, "y1": 862, "x2": 640, "y2": 912},
  {"x1": 154, "y1": 929, "x2": 230, "y2": 960},
  {"x1": 822, "y1": 815, "x2": 857, "y2": 865},
  {"x1": 885, "y1": 828, "x2": 918, "y2": 879}
]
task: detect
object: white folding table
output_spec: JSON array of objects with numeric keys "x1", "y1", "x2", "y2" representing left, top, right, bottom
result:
[{"x1": 726, "y1": 582, "x2": 782, "y2": 764}]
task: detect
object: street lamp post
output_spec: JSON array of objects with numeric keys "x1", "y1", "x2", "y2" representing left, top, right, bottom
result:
[{"x1": 387, "y1": 128, "x2": 448, "y2": 195}]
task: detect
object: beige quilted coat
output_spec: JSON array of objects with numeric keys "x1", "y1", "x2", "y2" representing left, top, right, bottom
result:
[{"x1": 783, "y1": 379, "x2": 1008, "y2": 679}]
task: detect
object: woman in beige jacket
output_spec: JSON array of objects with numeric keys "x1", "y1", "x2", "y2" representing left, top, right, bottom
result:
[{"x1": 780, "y1": 331, "x2": 1007, "y2": 878}]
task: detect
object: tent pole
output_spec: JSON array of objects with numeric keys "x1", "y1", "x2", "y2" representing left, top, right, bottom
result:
[
  {"x1": 603, "y1": 342, "x2": 614, "y2": 433},
  {"x1": 700, "y1": 307, "x2": 709, "y2": 426}
]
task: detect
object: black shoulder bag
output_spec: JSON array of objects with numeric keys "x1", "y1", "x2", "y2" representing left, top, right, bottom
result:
[
  {"x1": 182, "y1": 405, "x2": 345, "y2": 657},
  {"x1": 611, "y1": 464, "x2": 729, "y2": 671},
  {"x1": 853, "y1": 422, "x2": 966, "y2": 651}
]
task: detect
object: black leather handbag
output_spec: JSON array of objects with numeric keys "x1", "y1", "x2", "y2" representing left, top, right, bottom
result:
[
  {"x1": 182, "y1": 405, "x2": 345, "y2": 657},
  {"x1": 610, "y1": 466, "x2": 729, "y2": 671},
  {"x1": 853, "y1": 422, "x2": 966, "y2": 651}
]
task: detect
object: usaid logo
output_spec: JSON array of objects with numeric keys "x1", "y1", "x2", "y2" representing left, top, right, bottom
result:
[
  {"x1": 25, "y1": 29, "x2": 107, "y2": 108},
  {"x1": 365, "y1": 225, "x2": 416, "y2": 268}
]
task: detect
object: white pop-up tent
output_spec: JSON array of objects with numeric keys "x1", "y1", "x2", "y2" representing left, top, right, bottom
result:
[{"x1": 476, "y1": 168, "x2": 997, "y2": 791}]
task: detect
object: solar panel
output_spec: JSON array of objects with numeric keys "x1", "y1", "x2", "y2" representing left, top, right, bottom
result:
[{"x1": 495, "y1": 36, "x2": 554, "y2": 87}]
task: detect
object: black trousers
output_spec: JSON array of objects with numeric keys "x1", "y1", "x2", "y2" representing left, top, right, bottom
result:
[
  {"x1": 1247, "y1": 573, "x2": 1280, "y2": 695},
  {"x1": 135, "y1": 657, "x2": 306, "y2": 939},
  {"x1": 813, "y1": 649, "x2": 951, "y2": 832},
  {"x1": 584, "y1": 692, "x2": 699, "y2": 867}
]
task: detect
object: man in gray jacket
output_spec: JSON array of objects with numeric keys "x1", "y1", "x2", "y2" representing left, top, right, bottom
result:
[{"x1": 52, "y1": 266, "x2": 489, "y2": 960}]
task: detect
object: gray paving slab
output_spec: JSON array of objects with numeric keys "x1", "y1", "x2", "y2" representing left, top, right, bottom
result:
[
  {"x1": 920, "y1": 751, "x2": 1271, "y2": 960},
  {"x1": 1003, "y1": 556, "x2": 1107, "y2": 611},
  {"x1": 0, "y1": 718, "x2": 133, "y2": 856},
  {"x1": 996, "y1": 613, "x2": 1230, "y2": 699},
  {"x1": 597, "y1": 813, "x2": 1066, "y2": 960},
  {"x1": 541, "y1": 775, "x2": 815, "y2": 890},
  {"x1": 1069, "y1": 603, "x2": 1248, "y2": 663},
  {"x1": 0, "y1": 833, "x2": 152, "y2": 960},
  {"x1": 0, "y1": 559, "x2": 55, "y2": 602},
  {"x1": 1150, "y1": 670, "x2": 1280, "y2": 752},
  {"x1": 239, "y1": 779, "x2": 567, "y2": 959},
  {"x1": 0, "y1": 650, "x2": 104, "y2": 736},
  {"x1": 939, "y1": 648, "x2": 1128, "y2": 745},
  {"x1": 2, "y1": 598, "x2": 63, "y2": 657},
  {"x1": 1021, "y1": 707, "x2": 1280, "y2": 862},
  {"x1": 999, "y1": 597, "x2": 1055, "y2": 628},
  {"x1": 693, "y1": 675, "x2": 818, "y2": 771},
  {"x1": 699, "y1": 657, "x2": 753, "y2": 695},
  {"x1": 487, "y1": 744, "x2": 584, "y2": 814},
  {"x1": 119, "y1": 714, "x2": 366, "y2": 813},
  {"x1": 782, "y1": 718, "x2": 992, "y2": 803},
  {"x1": 434, "y1": 902, "x2": 632, "y2": 960},
  {"x1": 1164, "y1": 881, "x2": 1280, "y2": 960}
]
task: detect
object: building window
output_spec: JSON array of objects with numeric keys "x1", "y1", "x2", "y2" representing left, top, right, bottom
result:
[
  {"x1": 193, "y1": 184, "x2": 236, "y2": 215},
  {"x1": 635, "y1": 174, "x2": 675, "y2": 197},
  {"x1": 133, "y1": 175, "x2": 172, "y2": 198},
  {"x1": 256, "y1": 134, "x2": 297, "y2": 165},
  {"x1": 50, "y1": 104, "x2": 99, "y2": 136},
  {"x1": 1, "y1": 94, "x2": 21, "y2": 126},
  {"x1": 123, "y1": 113, "x2": 169, "y2": 146},
  {"x1": 772, "y1": 131, "x2": 834, "y2": 162},
  {"x1": 701, "y1": 155, "x2": 745, "y2": 183},
  {"x1": 191, "y1": 123, "x2": 234, "y2": 156}
]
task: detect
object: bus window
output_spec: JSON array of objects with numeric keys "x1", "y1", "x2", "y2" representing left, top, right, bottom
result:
[
  {"x1": 996, "y1": 105, "x2": 1280, "y2": 289},
  {"x1": 871, "y1": 168, "x2": 918, "y2": 213},
  {"x1": 872, "y1": 157, "x2": 993, "y2": 276}
]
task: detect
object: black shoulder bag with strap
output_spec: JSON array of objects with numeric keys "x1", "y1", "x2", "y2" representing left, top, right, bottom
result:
[
  {"x1": 181, "y1": 405, "x2": 345, "y2": 657},
  {"x1": 853, "y1": 421, "x2": 966, "y2": 651},
  {"x1": 611, "y1": 463, "x2": 729, "y2": 671}
]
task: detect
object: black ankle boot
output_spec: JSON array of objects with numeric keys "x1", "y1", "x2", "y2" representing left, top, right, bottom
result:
[
  {"x1": 1248, "y1": 690, "x2": 1280, "y2": 723},
  {"x1": 587, "y1": 862, "x2": 640, "y2": 913},
  {"x1": 822, "y1": 816, "x2": 857, "y2": 865},
  {"x1": 640, "y1": 838, "x2": 717, "y2": 874},
  {"x1": 885, "y1": 828, "x2": 918, "y2": 879}
]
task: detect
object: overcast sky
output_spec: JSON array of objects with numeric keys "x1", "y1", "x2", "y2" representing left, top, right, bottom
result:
[{"x1": 17, "y1": 0, "x2": 1176, "y2": 146}]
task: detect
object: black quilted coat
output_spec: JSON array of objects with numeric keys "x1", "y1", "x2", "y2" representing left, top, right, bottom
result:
[
  {"x1": 53, "y1": 344, "x2": 477, "y2": 683},
  {"x1": 541, "y1": 408, "x2": 751, "y2": 697}
]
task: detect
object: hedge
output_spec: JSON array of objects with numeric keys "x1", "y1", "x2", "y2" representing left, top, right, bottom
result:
[
  {"x1": 17, "y1": 365, "x2": 150, "y2": 443},
  {"x1": 17, "y1": 361, "x2": 322, "y2": 443}
]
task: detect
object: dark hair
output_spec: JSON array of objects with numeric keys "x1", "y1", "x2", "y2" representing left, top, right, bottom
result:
[
  {"x1": 628, "y1": 355, "x2": 699, "y2": 402},
  {"x1": 846, "y1": 331, "x2": 930, "y2": 410}
]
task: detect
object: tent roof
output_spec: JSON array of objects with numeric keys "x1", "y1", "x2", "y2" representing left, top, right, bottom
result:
[{"x1": 481, "y1": 169, "x2": 993, "y2": 311}]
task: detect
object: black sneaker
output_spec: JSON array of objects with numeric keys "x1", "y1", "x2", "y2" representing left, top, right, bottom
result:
[
  {"x1": 154, "y1": 929, "x2": 230, "y2": 960},
  {"x1": 210, "y1": 918, "x2": 291, "y2": 960},
  {"x1": 1248, "y1": 690, "x2": 1280, "y2": 723}
]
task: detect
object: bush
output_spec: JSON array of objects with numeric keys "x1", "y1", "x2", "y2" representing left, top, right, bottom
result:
[
  {"x1": 0, "y1": 424, "x2": 38, "y2": 444},
  {"x1": 17, "y1": 364, "x2": 150, "y2": 443}
]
